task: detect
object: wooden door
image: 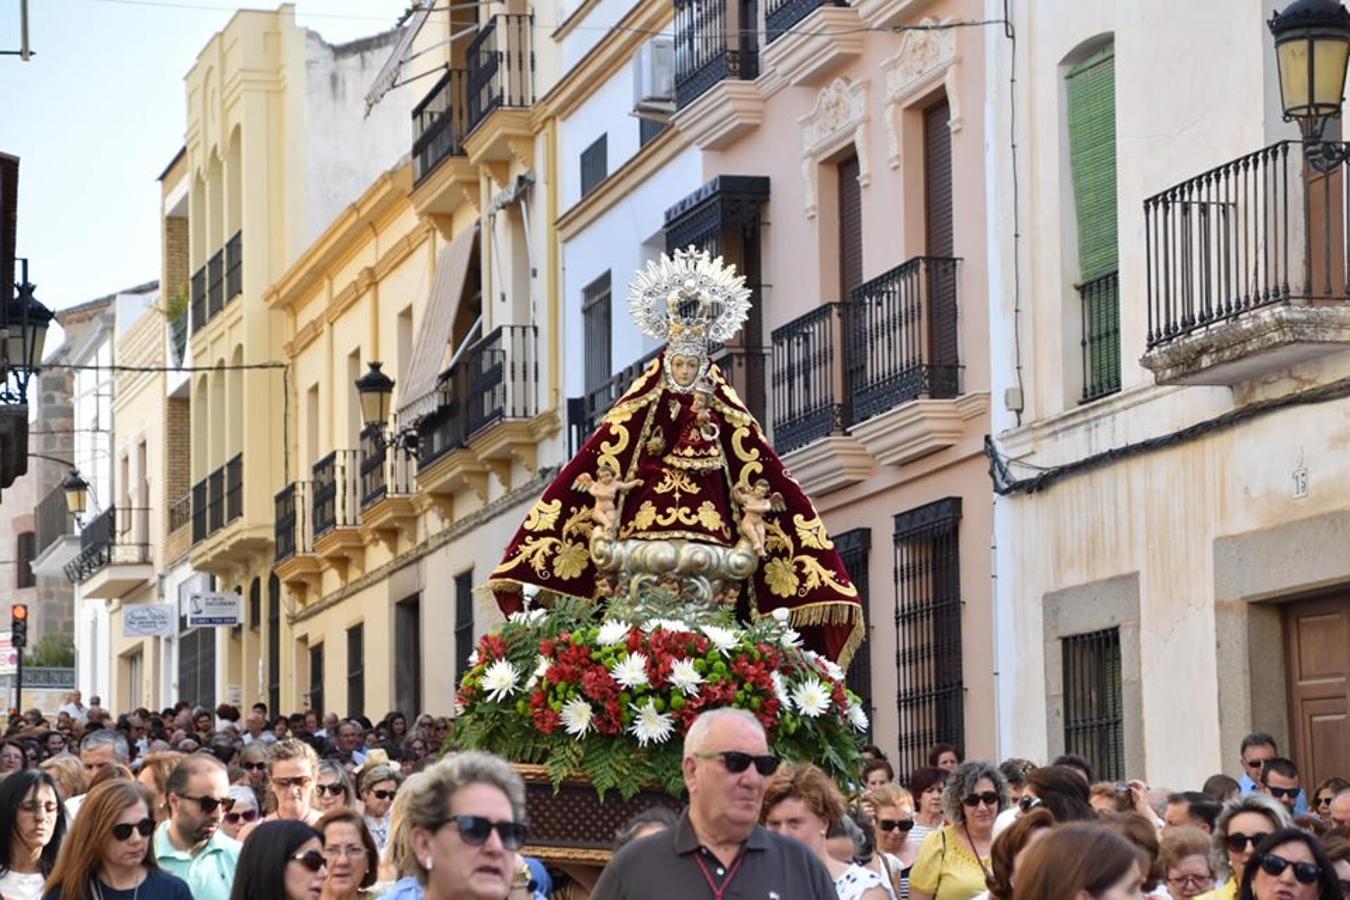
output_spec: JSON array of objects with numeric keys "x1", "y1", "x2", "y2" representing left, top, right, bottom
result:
[{"x1": 1284, "y1": 594, "x2": 1350, "y2": 787}]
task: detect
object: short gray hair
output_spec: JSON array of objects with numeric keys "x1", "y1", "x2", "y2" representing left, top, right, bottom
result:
[
  {"x1": 316, "y1": 759, "x2": 354, "y2": 801},
  {"x1": 403, "y1": 752, "x2": 526, "y2": 884},
  {"x1": 682, "y1": 708, "x2": 764, "y2": 759},
  {"x1": 80, "y1": 729, "x2": 129, "y2": 762},
  {"x1": 941, "y1": 760, "x2": 1009, "y2": 825},
  {"x1": 227, "y1": 784, "x2": 259, "y2": 811},
  {"x1": 360, "y1": 764, "x2": 403, "y2": 794},
  {"x1": 1212, "y1": 793, "x2": 1293, "y2": 878}
]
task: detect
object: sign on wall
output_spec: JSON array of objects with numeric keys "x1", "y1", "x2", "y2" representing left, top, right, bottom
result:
[
  {"x1": 187, "y1": 592, "x2": 243, "y2": 628},
  {"x1": 0, "y1": 631, "x2": 15, "y2": 675},
  {"x1": 123, "y1": 605, "x2": 175, "y2": 637}
]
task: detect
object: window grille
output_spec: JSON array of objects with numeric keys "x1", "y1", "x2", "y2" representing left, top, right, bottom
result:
[
  {"x1": 455, "y1": 571, "x2": 475, "y2": 685},
  {"x1": 582, "y1": 272, "x2": 612, "y2": 429},
  {"x1": 309, "y1": 643, "x2": 324, "y2": 716},
  {"x1": 835, "y1": 528, "x2": 872, "y2": 736},
  {"x1": 580, "y1": 134, "x2": 608, "y2": 197},
  {"x1": 1063, "y1": 627, "x2": 1124, "y2": 781},
  {"x1": 347, "y1": 624, "x2": 365, "y2": 719}
]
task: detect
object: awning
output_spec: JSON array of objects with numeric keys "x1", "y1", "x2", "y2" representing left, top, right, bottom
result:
[
  {"x1": 397, "y1": 223, "x2": 477, "y2": 423},
  {"x1": 364, "y1": 1, "x2": 434, "y2": 115}
]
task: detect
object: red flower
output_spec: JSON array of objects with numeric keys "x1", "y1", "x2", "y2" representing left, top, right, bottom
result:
[{"x1": 532, "y1": 707, "x2": 560, "y2": 734}]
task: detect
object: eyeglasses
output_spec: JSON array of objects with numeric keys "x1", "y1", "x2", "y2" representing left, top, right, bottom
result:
[
  {"x1": 1242, "y1": 757, "x2": 1269, "y2": 770},
  {"x1": 1018, "y1": 795, "x2": 1042, "y2": 813},
  {"x1": 178, "y1": 794, "x2": 234, "y2": 814},
  {"x1": 1265, "y1": 786, "x2": 1299, "y2": 800},
  {"x1": 1257, "y1": 854, "x2": 1322, "y2": 885},
  {"x1": 962, "y1": 792, "x2": 1000, "y2": 808},
  {"x1": 440, "y1": 815, "x2": 528, "y2": 851},
  {"x1": 1166, "y1": 873, "x2": 1214, "y2": 889},
  {"x1": 111, "y1": 818, "x2": 155, "y2": 841},
  {"x1": 314, "y1": 783, "x2": 347, "y2": 797},
  {"x1": 691, "y1": 751, "x2": 781, "y2": 776},
  {"x1": 1225, "y1": 832, "x2": 1272, "y2": 853},
  {"x1": 242, "y1": 762, "x2": 267, "y2": 772},
  {"x1": 224, "y1": 809, "x2": 259, "y2": 825},
  {"x1": 369, "y1": 789, "x2": 397, "y2": 801},
  {"x1": 291, "y1": 850, "x2": 327, "y2": 873},
  {"x1": 877, "y1": 819, "x2": 915, "y2": 833},
  {"x1": 274, "y1": 776, "x2": 313, "y2": 790},
  {"x1": 18, "y1": 802, "x2": 59, "y2": 817},
  {"x1": 324, "y1": 844, "x2": 367, "y2": 860},
  {"x1": 1316, "y1": 794, "x2": 1335, "y2": 808}
]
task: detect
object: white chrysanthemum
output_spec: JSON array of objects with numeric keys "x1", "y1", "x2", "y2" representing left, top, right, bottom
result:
[
  {"x1": 481, "y1": 660, "x2": 520, "y2": 703},
  {"x1": 669, "y1": 658, "x2": 704, "y2": 696},
  {"x1": 701, "y1": 624, "x2": 740, "y2": 655},
  {"x1": 561, "y1": 698, "x2": 594, "y2": 738},
  {"x1": 628, "y1": 700, "x2": 676, "y2": 747},
  {"x1": 846, "y1": 699, "x2": 869, "y2": 732},
  {"x1": 820, "y1": 658, "x2": 845, "y2": 682},
  {"x1": 524, "y1": 654, "x2": 550, "y2": 690},
  {"x1": 791, "y1": 677, "x2": 831, "y2": 718},
  {"x1": 642, "y1": 618, "x2": 692, "y2": 633},
  {"x1": 467, "y1": 649, "x2": 481, "y2": 668},
  {"x1": 770, "y1": 670, "x2": 791, "y2": 707},
  {"x1": 610, "y1": 652, "x2": 650, "y2": 690},
  {"x1": 779, "y1": 626, "x2": 803, "y2": 649},
  {"x1": 597, "y1": 620, "x2": 632, "y2": 646},
  {"x1": 508, "y1": 608, "x2": 547, "y2": 625},
  {"x1": 771, "y1": 607, "x2": 791, "y2": 625}
]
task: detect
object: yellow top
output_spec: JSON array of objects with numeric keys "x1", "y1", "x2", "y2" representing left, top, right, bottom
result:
[
  {"x1": 1197, "y1": 881, "x2": 1237, "y2": 900},
  {"x1": 908, "y1": 825, "x2": 991, "y2": 900}
]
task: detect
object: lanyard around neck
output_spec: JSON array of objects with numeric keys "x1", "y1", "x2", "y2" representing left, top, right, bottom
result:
[{"x1": 695, "y1": 850, "x2": 746, "y2": 900}]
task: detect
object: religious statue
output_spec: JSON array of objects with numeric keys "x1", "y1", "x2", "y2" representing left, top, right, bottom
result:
[{"x1": 489, "y1": 248, "x2": 864, "y2": 665}]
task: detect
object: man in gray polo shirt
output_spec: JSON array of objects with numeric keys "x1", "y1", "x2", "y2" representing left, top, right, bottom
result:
[{"x1": 592, "y1": 708, "x2": 838, "y2": 900}]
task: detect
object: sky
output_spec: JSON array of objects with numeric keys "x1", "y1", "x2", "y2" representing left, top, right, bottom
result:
[{"x1": 0, "y1": 0, "x2": 411, "y2": 313}]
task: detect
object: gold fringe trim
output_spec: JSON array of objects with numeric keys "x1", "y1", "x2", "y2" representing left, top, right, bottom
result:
[{"x1": 784, "y1": 601, "x2": 865, "y2": 672}]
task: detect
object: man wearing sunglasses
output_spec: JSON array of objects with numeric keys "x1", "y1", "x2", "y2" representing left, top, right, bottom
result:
[
  {"x1": 154, "y1": 754, "x2": 242, "y2": 900},
  {"x1": 1258, "y1": 757, "x2": 1303, "y2": 816},
  {"x1": 1237, "y1": 733, "x2": 1308, "y2": 814},
  {"x1": 592, "y1": 708, "x2": 836, "y2": 900}
]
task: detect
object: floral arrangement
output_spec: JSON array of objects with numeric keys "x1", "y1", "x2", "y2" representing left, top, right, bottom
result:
[{"x1": 452, "y1": 595, "x2": 868, "y2": 799}]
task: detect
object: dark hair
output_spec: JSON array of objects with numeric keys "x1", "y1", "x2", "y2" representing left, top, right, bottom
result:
[
  {"x1": 1203, "y1": 773, "x2": 1241, "y2": 802},
  {"x1": 927, "y1": 743, "x2": 963, "y2": 767},
  {"x1": 986, "y1": 807, "x2": 1054, "y2": 899},
  {"x1": 614, "y1": 807, "x2": 679, "y2": 851},
  {"x1": 216, "y1": 704, "x2": 240, "y2": 722},
  {"x1": 909, "y1": 766, "x2": 948, "y2": 801},
  {"x1": 1013, "y1": 823, "x2": 1141, "y2": 900},
  {"x1": 1026, "y1": 766, "x2": 1096, "y2": 823},
  {"x1": 316, "y1": 809, "x2": 378, "y2": 889},
  {"x1": 1166, "y1": 791, "x2": 1222, "y2": 830},
  {"x1": 0, "y1": 770, "x2": 67, "y2": 876},
  {"x1": 1237, "y1": 828, "x2": 1340, "y2": 900},
  {"x1": 998, "y1": 758, "x2": 1037, "y2": 790},
  {"x1": 230, "y1": 819, "x2": 322, "y2": 900},
  {"x1": 1051, "y1": 754, "x2": 1095, "y2": 783},
  {"x1": 165, "y1": 752, "x2": 226, "y2": 796},
  {"x1": 862, "y1": 758, "x2": 894, "y2": 783},
  {"x1": 1240, "y1": 732, "x2": 1278, "y2": 756},
  {"x1": 1259, "y1": 756, "x2": 1299, "y2": 785},
  {"x1": 1102, "y1": 812, "x2": 1163, "y2": 892},
  {"x1": 860, "y1": 745, "x2": 888, "y2": 763}
]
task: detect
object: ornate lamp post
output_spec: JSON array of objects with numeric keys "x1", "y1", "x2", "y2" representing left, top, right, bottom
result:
[
  {"x1": 1, "y1": 259, "x2": 55, "y2": 404},
  {"x1": 355, "y1": 361, "x2": 419, "y2": 451},
  {"x1": 61, "y1": 469, "x2": 89, "y2": 519},
  {"x1": 1271, "y1": 0, "x2": 1350, "y2": 171}
]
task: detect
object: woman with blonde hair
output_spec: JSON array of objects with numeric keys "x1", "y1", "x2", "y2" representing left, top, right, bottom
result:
[
  {"x1": 240, "y1": 738, "x2": 322, "y2": 839},
  {"x1": 1159, "y1": 826, "x2": 1216, "y2": 899},
  {"x1": 868, "y1": 783, "x2": 922, "y2": 898},
  {"x1": 37, "y1": 756, "x2": 85, "y2": 807},
  {"x1": 314, "y1": 760, "x2": 354, "y2": 815},
  {"x1": 40, "y1": 779, "x2": 193, "y2": 900},
  {"x1": 134, "y1": 751, "x2": 183, "y2": 823}
]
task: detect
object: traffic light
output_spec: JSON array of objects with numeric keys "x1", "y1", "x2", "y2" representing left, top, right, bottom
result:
[{"x1": 11, "y1": 604, "x2": 27, "y2": 650}]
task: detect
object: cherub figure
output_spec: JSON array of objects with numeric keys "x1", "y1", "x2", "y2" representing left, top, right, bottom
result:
[
  {"x1": 573, "y1": 463, "x2": 643, "y2": 538},
  {"x1": 692, "y1": 388, "x2": 719, "y2": 442},
  {"x1": 733, "y1": 478, "x2": 785, "y2": 556}
]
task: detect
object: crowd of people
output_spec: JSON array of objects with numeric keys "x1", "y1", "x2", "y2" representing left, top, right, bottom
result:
[{"x1": 0, "y1": 691, "x2": 1345, "y2": 900}]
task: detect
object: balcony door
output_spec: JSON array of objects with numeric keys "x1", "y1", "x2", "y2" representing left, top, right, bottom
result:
[
  {"x1": 1284, "y1": 594, "x2": 1350, "y2": 788},
  {"x1": 924, "y1": 100, "x2": 958, "y2": 388}
]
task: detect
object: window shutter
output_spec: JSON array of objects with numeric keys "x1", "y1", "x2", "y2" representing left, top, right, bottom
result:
[
  {"x1": 1067, "y1": 49, "x2": 1118, "y2": 280},
  {"x1": 838, "y1": 155, "x2": 863, "y2": 300},
  {"x1": 924, "y1": 101, "x2": 954, "y2": 258}
]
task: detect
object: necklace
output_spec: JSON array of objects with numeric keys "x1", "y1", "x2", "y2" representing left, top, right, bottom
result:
[{"x1": 93, "y1": 867, "x2": 145, "y2": 900}]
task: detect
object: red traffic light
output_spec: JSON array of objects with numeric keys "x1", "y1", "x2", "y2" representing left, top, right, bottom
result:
[{"x1": 10, "y1": 605, "x2": 26, "y2": 621}]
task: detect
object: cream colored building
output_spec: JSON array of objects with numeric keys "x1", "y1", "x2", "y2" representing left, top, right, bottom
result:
[{"x1": 988, "y1": 0, "x2": 1350, "y2": 787}]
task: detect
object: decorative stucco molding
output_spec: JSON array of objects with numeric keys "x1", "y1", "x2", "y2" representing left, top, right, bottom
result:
[
  {"x1": 798, "y1": 77, "x2": 869, "y2": 218},
  {"x1": 879, "y1": 17, "x2": 960, "y2": 170}
]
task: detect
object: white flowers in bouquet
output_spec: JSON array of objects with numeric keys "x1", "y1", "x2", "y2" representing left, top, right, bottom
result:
[
  {"x1": 597, "y1": 620, "x2": 632, "y2": 646},
  {"x1": 610, "y1": 652, "x2": 650, "y2": 689},
  {"x1": 700, "y1": 624, "x2": 740, "y2": 656},
  {"x1": 791, "y1": 677, "x2": 832, "y2": 718},
  {"x1": 628, "y1": 699, "x2": 676, "y2": 746},
  {"x1": 482, "y1": 660, "x2": 520, "y2": 702},
  {"x1": 669, "y1": 658, "x2": 705, "y2": 697},
  {"x1": 561, "y1": 697, "x2": 594, "y2": 737}
]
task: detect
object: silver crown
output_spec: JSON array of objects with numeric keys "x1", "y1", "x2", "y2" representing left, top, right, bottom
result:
[{"x1": 627, "y1": 247, "x2": 753, "y2": 358}]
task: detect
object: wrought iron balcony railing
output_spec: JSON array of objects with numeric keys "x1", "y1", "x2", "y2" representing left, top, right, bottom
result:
[
  {"x1": 360, "y1": 426, "x2": 417, "y2": 508},
  {"x1": 62, "y1": 505, "x2": 152, "y2": 583},
  {"x1": 191, "y1": 454, "x2": 243, "y2": 545},
  {"x1": 1145, "y1": 139, "x2": 1350, "y2": 349},
  {"x1": 418, "y1": 364, "x2": 470, "y2": 468},
  {"x1": 225, "y1": 231, "x2": 242, "y2": 300},
  {"x1": 765, "y1": 0, "x2": 843, "y2": 43},
  {"x1": 772, "y1": 303, "x2": 847, "y2": 454},
  {"x1": 413, "y1": 68, "x2": 469, "y2": 183},
  {"x1": 674, "y1": 0, "x2": 758, "y2": 110},
  {"x1": 190, "y1": 265, "x2": 207, "y2": 335},
  {"x1": 168, "y1": 491, "x2": 192, "y2": 534},
  {"x1": 584, "y1": 346, "x2": 664, "y2": 436},
  {"x1": 192, "y1": 478, "x2": 207, "y2": 543},
  {"x1": 207, "y1": 248, "x2": 224, "y2": 319},
  {"x1": 189, "y1": 231, "x2": 242, "y2": 336},
  {"x1": 312, "y1": 449, "x2": 361, "y2": 539},
  {"x1": 466, "y1": 15, "x2": 534, "y2": 134},
  {"x1": 274, "y1": 480, "x2": 314, "y2": 562},
  {"x1": 1080, "y1": 270, "x2": 1121, "y2": 402},
  {"x1": 36, "y1": 483, "x2": 70, "y2": 557},
  {"x1": 711, "y1": 343, "x2": 769, "y2": 425},
  {"x1": 465, "y1": 324, "x2": 539, "y2": 438}
]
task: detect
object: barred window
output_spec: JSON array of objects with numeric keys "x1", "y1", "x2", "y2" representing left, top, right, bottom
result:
[
  {"x1": 893, "y1": 498, "x2": 963, "y2": 780},
  {"x1": 580, "y1": 134, "x2": 608, "y2": 197},
  {"x1": 582, "y1": 272, "x2": 613, "y2": 433},
  {"x1": 1063, "y1": 627, "x2": 1124, "y2": 781},
  {"x1": 835, "y1": 528, "x2": 872, "y2": 736},
  {"x1": 347, "y1": 623, "x2": 365, "y2": 719},
  {"x1": 455, "y1": 570, "x2": 475, "y2": 684},
  {"x1": 309, "y1": 643, "x2": 325, "y2": 716}
]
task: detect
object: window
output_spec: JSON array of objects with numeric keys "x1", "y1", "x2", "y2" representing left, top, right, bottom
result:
[
  {"x1": 347, "y1": 624, "x2": 364, "y2": 719},
  {"x1": 835, "y1": 528, "x2": 872, "y2": 736},
  {"x1": 580, "y1": 134, "x2": 608, "y2": 197},
  {"x1": 177, "y1": 584, "x2": 216, "y2": 709},
  {"x1": 249, "y1": 578, "x2": 260, "y2": 631},
  {"x1": 15, "y1": 531, "x2": 35, "y2": 589},
  {"x1": 893, "y1": 498, "x2": 963, "y2": 780},
  {"x1": 309, "y1": 643, "x2": 324, "y2": 716},
  {"x1": 838, "y1": 154, "x2": 863, "y2": 301},
  {"x1": 267, "y1": 574, "x2": 281, "y2": 715},
  {"x1": 454, "y1": 570, "x2": 475, "y2": 685},
  {"x1": 1066, "y1": 45, "x2": 1120, "y2": 401},
  {"x1": 1063, "y1": 628, "x2": 1124, "y2": 781},
  {"x1": 639, "y1": 118, "x2": 669, "y2": 148},
  {"x1": 582, "y1": 272, "x2": 612, "y2": 431},
  {"x1": 396, "y1": 594, "x2": 422, "y2": 714}
]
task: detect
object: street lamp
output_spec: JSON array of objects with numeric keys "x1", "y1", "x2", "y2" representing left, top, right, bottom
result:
[
  {"x1": 355, "y1": 361, "x2": 418, "y2": 451},
  {"x1": 1, "y1": 260, "x2": 55, "y2": 404},
  {"x1": 61, "y1": 469, "x2": 89, "y2": 518},
  {"x1": 1271, "y1": 0, "x2": 1350, "y2": 170}
]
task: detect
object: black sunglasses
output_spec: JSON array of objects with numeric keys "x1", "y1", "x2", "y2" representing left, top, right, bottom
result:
[
  {"x1": 315, "y1": 784, "x2": 347, "y2": 797},
  {"x1": 1226, "y1": 832, "x2": 1272, "y2": 853},
  {"x1": 242, "y1": 762, "x2": 267, "y2": 772},
  {"x1": 877, "y1": 818, "x2": 915, "y2": 833},
  {"x1": 1265, "y1": 786, "x2": 1299, "y2": 800},
  {"x1": 962, "y1": 791, "x2": 999, "y2": 808},
  {"x1": 370, "y1": 789, "x2": 397, "y2": 801},
  {"x1": 111, "y1": 818, "x2": 155, "y2": 841},
  {"x1": 224, "y1": 809, "x2": 259, "y2": 824},
  {"x1": 443, "y1": 815, "x2": 528, "y2": 851},
  {"x1": 1258, "y1": 853, "x2": 1322, "y2": 885},
  {"x1": 292, "y1": 849, "x2": 326, "y2": 873},
  {"x1": 178, "y1": 794, "x2": 234, "y2": 814},
  {"x1": 693, "y1": 751, "x2": 781, "y2": 776},
  {"x1": 1019, "y1": 795, "x2": 1042, "y2": 813}
]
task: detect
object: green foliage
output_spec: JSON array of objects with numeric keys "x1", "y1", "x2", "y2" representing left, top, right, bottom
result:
[{"x1": 22, "y1": 633, "x2": 74, "y2": 669}]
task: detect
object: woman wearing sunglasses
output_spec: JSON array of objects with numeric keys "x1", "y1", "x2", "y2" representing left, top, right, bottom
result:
[
  {"x1": 238, "y1": 744, "x2": 270, "y2": 802},
  {"x1": 314, "y1": 761, "x2": 354, "y2": 815},
  {"x1": 405, "y1": 750, "x2": 529, "y2": 900},
  {"x1": 1205, "y1": 794, "x2": 1293, "y2": 900},
  {"x1": 230, "y1": 819, "x2": 327, "y2": 900},
  {"x1": 762, "y1": 763, "x2": 889, "y2": 900},
  {"x1": 0, "y1": 770, "x2": 67, "y2": 900},
  {"x1": 315, "y1": 810, "x2": 378, "y2": 900},
  {"x1": 910, "y1": 761, "x2": 1010, "y2": 900},
  {"x1": 41, "y1": 780, "x2": 193, "y2": 900},
  {"x1": 867, "y1": 783, "x2": 921, "y2": 899},
  {"x1": 221, "y1": 785, "x2": 261, "y2": 841},
  {"x1": 241, "y1": 739, "x2": 324, "y2": 840},
  {"x1": 1238, "y1": 829, "x2": 1342, "y2": 900},
  {"x1": 1313, "y1": 778, "x2": 1350, "y2": 824},
  {"x1": 136, "y1": 752, "x2": 185, "y2": 824}
]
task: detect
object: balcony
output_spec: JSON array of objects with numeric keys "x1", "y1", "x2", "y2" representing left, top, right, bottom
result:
[
  {"x1": 312, "y1": 450, "x2": 364, "y2": 572},
  {"x1": 225, "y1": 231, "x2": 242, "y2": 300},
  {"x1": 713, "y1": 343, "x2": 769, "y2": 427},
  {"x1": 189, "y1": 231, "x2": 242, "y2": 336},
  {"x1": 192, "y1": 453, "x2": 243, "y2": 545},
  {"x1": 410, "y1": 69, "x2": 478, "y2": 218},
  {"x1": 463, "y1": 15, "x2": 534, "y2": 175},
  {"x1": 165, "y1": 490, "x2": 193, "y2": 562},
  {"x1": 63, "y1": 505, "x2": 153, "y2": 600},
  {"x1": 464, "y1": 324, "x2": 549, "y2": 484},
  {"x1": 359, "y1": 428, "x2": 418, "y2": 547},
  {"x1": 760, "y1": 0, "x2": 861, "y2": 87},
  {"x1": 585, "y1": 347, "x2": 663, "y2": 436},
  {"x1": 274, "y1": 481, "x2": 320, "y2": 595},
  {"x1": 1142, "y1": 140, "x2": 1350, "y2": 385},
  {"x1": 671, "y1": 0, "x2": 762, "y2": 148}
]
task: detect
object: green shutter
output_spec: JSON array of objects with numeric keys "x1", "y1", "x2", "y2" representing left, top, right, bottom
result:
[{"x1": 1067, "y1": 49, "x2": 1118, "y2": 281}]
